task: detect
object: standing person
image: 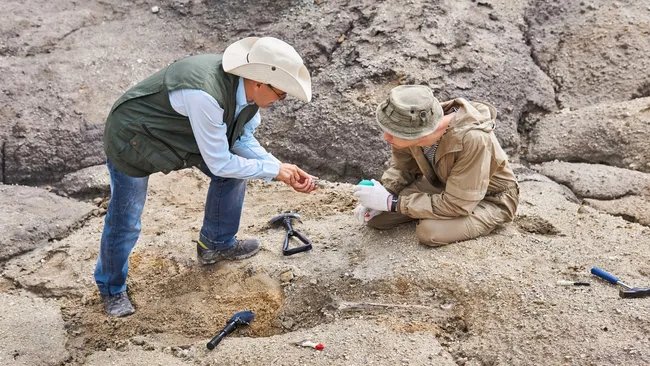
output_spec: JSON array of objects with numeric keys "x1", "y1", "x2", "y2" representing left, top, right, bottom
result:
[
  {"x1": 354, "y1": 85, "x2": 519, "y2": 245},
  {"x1": 96, "y1": 37, "x2": 318, "y2": 317}
]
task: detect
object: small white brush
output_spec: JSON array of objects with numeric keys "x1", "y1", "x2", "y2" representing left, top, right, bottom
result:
[{"x1": 296, "y1": 339, "x2": 324, "y2": 350}]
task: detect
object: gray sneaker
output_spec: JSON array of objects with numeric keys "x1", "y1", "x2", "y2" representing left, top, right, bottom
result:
[
  {"x1": 102, "y1": 292, "x2": 135, "y2": 317},
  {"x1": 197, "y1": 239, "x2": 261, "y2": 265}
]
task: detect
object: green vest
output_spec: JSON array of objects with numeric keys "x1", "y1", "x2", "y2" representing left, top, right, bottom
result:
[{"x1": 103, "y1": 54, "x2": 259, "y2": 177}]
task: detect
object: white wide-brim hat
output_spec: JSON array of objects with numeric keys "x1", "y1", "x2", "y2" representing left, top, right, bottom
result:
[{"x1": 222, "y1": 37, "x2": 312, "y2": 102}]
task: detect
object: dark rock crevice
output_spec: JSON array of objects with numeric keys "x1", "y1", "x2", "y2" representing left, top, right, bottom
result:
[
  {"x1": 329, "y1": 21, "x2": 355, "y2": 62},
  {"x1": 515, "y1": 101, "x2": 549, "y2": 159},
  {"x1": 632, "y1": 81, "x2": 650, "y2": 100},
  {"x1": 1, "y1": 141, "x2": 5, "y2": 184},
  {"x1": 612, "y1": 213, "x2": 640, "y2": 225},
  {"x1": 521, "y1": 11, "x2": 562, "y2": 111}
]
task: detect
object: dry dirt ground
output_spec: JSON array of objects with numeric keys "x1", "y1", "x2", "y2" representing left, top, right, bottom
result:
[
  {"x1": 2, "y1": 0, "x2": 650, "y2": 365},
  {"x1": 2, "y1": 167, "x2": 650, "y2": 365}
]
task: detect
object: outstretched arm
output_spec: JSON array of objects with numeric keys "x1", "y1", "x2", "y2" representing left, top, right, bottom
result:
[
  {"x1": 171, "y1": 89, "x2": 280, "y2": 179},
  {"x1": 231, "y1": 111, "x2": 318, "y2": 193}
]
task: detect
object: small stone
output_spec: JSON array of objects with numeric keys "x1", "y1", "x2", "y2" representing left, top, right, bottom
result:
[
  {"x1": 151, "y1": 6, "x2": 160, "y2": 13},
  {"x1": 246, "y1": 266, "x2": 257, "y2": 277},
  {"x1": 280, "y1": 269, "x2": 294, "y2": 283}
]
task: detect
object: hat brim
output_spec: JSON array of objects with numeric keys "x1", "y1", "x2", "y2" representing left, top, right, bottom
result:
[
  {"x1": 223, "y1": 37, "x2": 311, "y2": 102},
  {"x1": 375, "y1": 103, "x2": 435, "y2": 140}
]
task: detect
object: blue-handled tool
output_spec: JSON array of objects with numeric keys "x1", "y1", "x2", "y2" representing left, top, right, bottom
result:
[
  {"x1": 358, "y1": 179, "x2": 374, "y2": 186},
  {"x1": 590, "y1": 267, "x2": 633, "y2": 289},
  {"x1": 591, "y1": 267, "x2": 650, "y2": 298}
]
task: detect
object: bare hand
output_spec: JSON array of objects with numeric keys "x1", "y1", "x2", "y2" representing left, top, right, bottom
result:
[
  {"x1": 292, "y1": 168, "x2": 319, "y2": 193},
  {"x1": 275, "y1": 163, "x2": 301, "y2": 185}
]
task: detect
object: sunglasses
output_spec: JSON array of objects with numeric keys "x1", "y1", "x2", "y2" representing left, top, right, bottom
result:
[{"x1": 267, "y1": 84, "x2": 287, "y2": 100}]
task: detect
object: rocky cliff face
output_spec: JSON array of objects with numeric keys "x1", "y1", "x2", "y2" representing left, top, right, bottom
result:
[
  {"x1": 2, "y1": 0, "x2": 649, "y2": 185},
  {"x1": 2, "y1": 1, "x2": 650, "y2": 365}
]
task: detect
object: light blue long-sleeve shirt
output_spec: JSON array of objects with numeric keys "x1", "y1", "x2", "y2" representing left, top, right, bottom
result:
[{"x1": 168, "y1": 78, "x2": 281, "y2": 180}]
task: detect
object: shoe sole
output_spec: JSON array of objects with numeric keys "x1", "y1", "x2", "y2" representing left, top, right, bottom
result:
[
  {"x1": 197, "y1": 256, "x2": 218, "y2": 265},
  {"x1": 106, "y1": 308, "x2": 136, "y2": 317},
  {"x1": 103, "y1": 302, "x2": 136, "y2": 317},
  {"x1": 196, "y1": 242, "x2": 262, "y2": 265},
  {"x1": 198, "y1": 245, "x2": 261, "y2": 264}
]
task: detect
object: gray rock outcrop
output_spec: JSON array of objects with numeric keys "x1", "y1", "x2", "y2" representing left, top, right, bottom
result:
[
  {"x1": 0, "y1": 184, "x2": 95, "y2": 261},
  {"x1": 525, "y1": 0, "x2": 650, "y2": 109},
  {"x1": 55, "y1": 164, "x2": 110, "y2": 198},
  {"x1": 532, "y1": 161, "x2": 650, "y2": 199},
  {"x1": 526, "y1": 97, "x2": 650, "y2": 172},
  {"x1": 585, "y1": 196, "x2": 650, "y2": 226}
]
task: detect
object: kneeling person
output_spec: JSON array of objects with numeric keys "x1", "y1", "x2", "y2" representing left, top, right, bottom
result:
[{"x1": 353, "y1": 85, "x2": 519, "y2": 246}]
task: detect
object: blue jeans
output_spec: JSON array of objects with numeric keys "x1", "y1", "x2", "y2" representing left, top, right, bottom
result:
[{"x1": 94, "y1": 160, "x2": 247, "y2": 295}]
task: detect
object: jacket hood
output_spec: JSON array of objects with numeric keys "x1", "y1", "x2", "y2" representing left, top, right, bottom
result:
[{"x1": 443, "y1": 98, "x2": 497, "y2": 133}]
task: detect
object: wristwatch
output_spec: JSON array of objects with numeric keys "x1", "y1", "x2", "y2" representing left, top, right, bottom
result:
[{"x1": 390, "y1": 195, "x2": 399, "y2": 212}]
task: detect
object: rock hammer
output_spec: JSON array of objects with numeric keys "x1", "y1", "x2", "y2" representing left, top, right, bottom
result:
[{"x1": 591, "y1": 267, "x2": 650, "y2": 298}]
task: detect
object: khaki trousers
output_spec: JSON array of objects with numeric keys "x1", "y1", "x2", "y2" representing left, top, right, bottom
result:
[{"x1": 368, "y1": 178, "x2": 518, "y2": 246}]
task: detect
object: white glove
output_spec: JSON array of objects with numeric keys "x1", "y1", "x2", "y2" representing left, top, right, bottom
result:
[
  {"x1": 353, "y1": 203, "x2": 368, "y2": 225},
  {"x1": 353, "y1": 204, "x2": 383, "y2": 225},
  {"x1": 353, "y1": 179, "x2": 391, "y2": 211}
]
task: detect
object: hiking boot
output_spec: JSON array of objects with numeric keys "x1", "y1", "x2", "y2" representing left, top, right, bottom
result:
[
  {"x1": 197, "y1": 238, "x2": 261, "y2": 265},
  {"x1": 101, "y1": 292, "x2": 135, "y2": 317}
]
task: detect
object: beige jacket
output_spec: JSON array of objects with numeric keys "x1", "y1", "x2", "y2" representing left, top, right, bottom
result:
[{"x1": 382, "y1": 98, "x2": 518, "y2": 220}]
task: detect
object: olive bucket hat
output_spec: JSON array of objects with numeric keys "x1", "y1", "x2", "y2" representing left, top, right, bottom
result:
[{"x1": 375, "y1": 85, "x2": 444, "y2": 140}]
